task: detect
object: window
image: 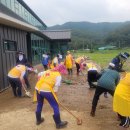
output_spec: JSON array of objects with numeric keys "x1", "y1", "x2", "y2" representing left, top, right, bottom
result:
[
  {"x1": 14, "y1": 0, "x2": 19, "y2": 14},
  {"x1": 4, "y1": 40, "x2": 17, "y2": 51},
  {"x1": 1, "y1": 0, "x2": 7, "y2": 6},
  {"x1": 24, "y1": 9, "x2": 28, "y2": 21},
  {"x1": 6, "y1": 0, "x2": 11, "y2": 9}
]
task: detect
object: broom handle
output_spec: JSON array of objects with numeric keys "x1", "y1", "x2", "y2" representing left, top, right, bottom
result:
[
  {"x1": 48, "y1": 82, "x2": 80, "y2": 120},
  {"x1": 22, "y1": 84, "x2": 28, "y2": 93},
  {"x1": 58, "y1": 101, "x2": 79, "y2": 120}
]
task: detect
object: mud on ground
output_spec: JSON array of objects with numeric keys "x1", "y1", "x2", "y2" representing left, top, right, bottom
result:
[{"x1": 0, "y1": 64, "x2": 121, "y2": 130}]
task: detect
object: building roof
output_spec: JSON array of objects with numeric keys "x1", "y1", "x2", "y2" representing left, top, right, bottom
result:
[
  {"x1": 0, "y1": 3, "x2": 71, "y2": 42},
  {"x1": 42, "y1": 30, "x2": 71, "y2": 41},
  {"x1": 18, "y1": 0, "x2": 47, "y2": 28}
]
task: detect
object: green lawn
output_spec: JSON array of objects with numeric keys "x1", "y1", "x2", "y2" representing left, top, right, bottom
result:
[{"x1": 72, "y1": 48, "x2": 130, "y2": 70}]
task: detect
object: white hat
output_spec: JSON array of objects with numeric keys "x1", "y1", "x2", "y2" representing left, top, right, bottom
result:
[{"x1": 109, "y1": 63, "x2": 115, "y2": 68}]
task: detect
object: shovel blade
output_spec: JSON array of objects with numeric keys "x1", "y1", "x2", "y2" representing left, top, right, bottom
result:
[{"x1": 25, "y1": 91, "x2": 32, "y2": 98}]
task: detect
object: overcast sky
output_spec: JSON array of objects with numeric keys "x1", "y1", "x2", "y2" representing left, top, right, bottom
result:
[{"x1": 25, "y1": 0, "x2": 130, "y2": 27}]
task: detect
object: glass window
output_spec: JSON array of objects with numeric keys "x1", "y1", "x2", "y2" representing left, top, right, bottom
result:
[
  {"x1": 24, "y1": 9, "x2": 28, "y2": 21},
  {"x1": 4, "y1": 40, "x2": 17, "y2": 51},
  {"x1": 6, "y1": 0, "x2": 11, "y2": 9},
  {"x1": 14, "y1": 0, "x2": 19, "y2": 14},
  {"x1": 10, "y1": 0, "x2": 15, "y2": 12},
  {"x1": 0, "y1": 0, "x2": 46, "y2": 30},
  {"x1": 1, "y1": 0, "x2": 7, "y2": 6},
  {"x1": 18, "y1": 3, "x2": 22, "y2": 17}
]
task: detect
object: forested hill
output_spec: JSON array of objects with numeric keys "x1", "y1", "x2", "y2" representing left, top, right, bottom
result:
[
  {"x1": 48, "y1": 21, "x2": 125, "y2": 32},
  {"x1": 48, "y1": 21, "x2": 130, "y2": 49}
]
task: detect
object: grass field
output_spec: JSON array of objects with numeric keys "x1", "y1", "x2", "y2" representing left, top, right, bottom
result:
[{"x1": 72, "y1": 48, "x2": 130, "y2": 70}]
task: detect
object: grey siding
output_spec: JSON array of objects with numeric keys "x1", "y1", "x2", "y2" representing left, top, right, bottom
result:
[{"x1": 0, "y1": 24, "x2": 27, "y2": 91}]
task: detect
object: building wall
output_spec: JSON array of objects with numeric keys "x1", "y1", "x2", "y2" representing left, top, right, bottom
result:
[
  {"x1": 0, "y1": 24, "x2": 27, "y2": 91},
  {"x1": 50, "y1": 41, "x2": 69, "y2": 58},
  {"x1": 0, "y1": 0, "x2": 70, "y2": 91},
  {"x1": 31, "y1": 33, "x2": 50, "y2": 65}
]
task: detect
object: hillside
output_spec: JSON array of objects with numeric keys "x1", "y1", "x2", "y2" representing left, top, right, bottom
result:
[{"x1": 48, "y1": 21, "x2": 130, "y2": 49}]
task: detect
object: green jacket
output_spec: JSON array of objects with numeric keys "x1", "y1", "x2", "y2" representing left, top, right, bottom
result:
[{"x1": 97, "y1": 69, "x2": 120, "y2": 91}]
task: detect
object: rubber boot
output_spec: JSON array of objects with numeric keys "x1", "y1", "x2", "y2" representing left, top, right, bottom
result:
[
  {"x1": 36, "y1": 112, "x2": 44, "y2": 125},
  {"x1": 53, "y1": 115, "x2": 68, "y2": 129},
  {"x1": 90, "y1": 106, "x2": 96, "y2": 117}
]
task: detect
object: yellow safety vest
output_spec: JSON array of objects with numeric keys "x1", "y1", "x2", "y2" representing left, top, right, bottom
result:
[
  {"x1": 8, "y1": 65, "x2": 26, "y2": 78},
  {"x1": 87, "y1": 63, "x2": 97, "y2": 70},
  {"x1": 34, "y1": 70, "x2": 60, "y2": 103},
  {"x1": 35, "y1": 70, "x2": 61, "y2": 92},
  {"x1": 65, "y1": 54, "x2": 73, "y2": 69},
  {"x1": 75, "y1": 57, "x2": 84, "y2": 64},
  {"x1": 50, "y1": 57, "x2": 58, "y2": 69}
]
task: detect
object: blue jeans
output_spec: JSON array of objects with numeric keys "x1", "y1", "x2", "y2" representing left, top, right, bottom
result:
[{"x1": 36, "y1": 91, "x2": 60, "y2": 116}]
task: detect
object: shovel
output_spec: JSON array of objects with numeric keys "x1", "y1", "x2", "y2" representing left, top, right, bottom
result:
[
  {"x1": 22, "y1": 85, "x2": 32, "y2": 98},
  {"x1": 24, "y1": 89, "x2": 32, "y2": 98}
]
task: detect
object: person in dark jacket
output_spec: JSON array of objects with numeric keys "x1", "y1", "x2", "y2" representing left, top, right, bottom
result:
[
  {"x1": 108, "y1": 52, "x2": 129, "y2": 72},
  {"x1": 16, "y1": 51, "x2": 32, "y2": 89},
  {"x1": 90, "y1": 67, "x2": 120, "y2": 117},
  {"x1": 16, "y1": 51, "x2": 28, "y2": 65}
]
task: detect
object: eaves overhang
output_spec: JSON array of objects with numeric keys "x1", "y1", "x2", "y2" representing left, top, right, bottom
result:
[{"x1": 0, "y1": 12, "x2": 39, "y2": 32}]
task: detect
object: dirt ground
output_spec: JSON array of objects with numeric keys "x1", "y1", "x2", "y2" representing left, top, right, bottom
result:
[{"x1": 0, "y1": 64, "x2": 124, "y2": 130}]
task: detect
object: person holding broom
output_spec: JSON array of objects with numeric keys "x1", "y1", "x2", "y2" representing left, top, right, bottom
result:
[
  {"x1": 8, "y1": 64, "x2": 27, "y2": 97},
  {"x1": 113, "y1": 72, "x2": 130, "y2": 130},
  {"x1": 16, "y1": 50, "x2": 33, "y2": 89},
  {"x1": 35, "y1": 64, "x2": 68, "y2": 129}
]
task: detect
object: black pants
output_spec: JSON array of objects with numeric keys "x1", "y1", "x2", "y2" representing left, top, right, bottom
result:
[
  {"x1": 67, "y1": 69, "x2": 73, "y2": 75},
  {"x1": 8, "y1": 77, "x2": 22, "y2": 97},
  {"x1": 43, "y1": 65, "x2": 48, "y2": 70},
  {"x1": 75, "y1": 63, "x2": 80, "y2": 75},
  {"x1": 92, "y1": 86, "x2": 114, "y2": 111},
  {"x1": 88, "y1": 70, "x2": 98, "y2": 88},
  {"x1": 119, "y1": 115, "x2": 130, "y2": 128}
]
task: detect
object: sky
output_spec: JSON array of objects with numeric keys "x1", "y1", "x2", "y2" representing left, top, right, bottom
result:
[{"x1": 25, "y1": 0, "x2": 130, "y2": 27}]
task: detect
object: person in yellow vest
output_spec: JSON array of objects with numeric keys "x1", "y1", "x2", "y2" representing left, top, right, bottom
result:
[
  {"x1": 113, "y1": 72, "x2": 130, "y2": 129},
  {"x1": 64, "y1": 51, "x2": 73, "y2": 75},
  {"x1": 50, "y1": 55, "x2": 59, "y2": 69},
  {"x1": 35, "y1": 64, "x2": 68, "y2": 128},
  {"x1": 86, "y1": 63, "x2": 101, "y2": 88},
  {"x1": 8, "y1": 64, "x2": 26, "y2": 97},
  {"x1": 86, "y1": 63, "x2": 108, "y2": 97},
  {"x1": 75, "y1": 57, "x2": 86, "y2": 75}
]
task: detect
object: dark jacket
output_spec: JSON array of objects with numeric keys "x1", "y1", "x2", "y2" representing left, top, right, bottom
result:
[
  {"x1": 97, "y1": 69, "x2": 120, "y2": 91},
  {"x1": 16, "y1": 55, "x2": 27, "y2": 65}
]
